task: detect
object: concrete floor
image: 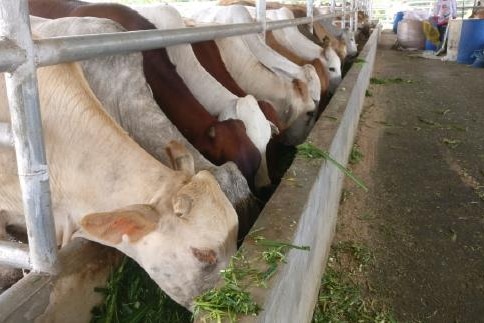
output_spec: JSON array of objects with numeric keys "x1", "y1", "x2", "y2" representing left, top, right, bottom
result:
[{"x1": 336, "y1": 30, "x2": 484, "y2": 322}]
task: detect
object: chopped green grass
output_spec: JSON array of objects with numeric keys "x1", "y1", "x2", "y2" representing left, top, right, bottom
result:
[
  {"x1": 370, "y1": 77, "x2": 413, "y2": 85},
  {"x1": 333, "y1": 241, "x2": 374, "y2": 267},
  {"x1": 354, "y1": 58, "x2": 367, "y2": 66},
  {"x1": 312, "y1": 241, "x2": 396, "y2": 323},
  {"x1": 91, "y1": 257, "x2": 192, "y2": 323},
  {"x1": 443, "y1": 138, "x2": 461, "y2": 149},
  {"x1": 297, "y1": 142, "x2": 368, "y2": 192},
  {"x1": 370, "y1": 77, "x2": 386, "y2": 84},
  {"x1": 349, "y1": 145, "x2": 364, "y2": 165},
  {"x1": 193, "y1": 251, "x2": 260, "y2": 323},
  {"x1": 365, "y1": 89, "x2": 373, "y2": 97},
  {"x1": 194, "y1": 239, "x2": 310, "y2": 322},
  {"x1": 418, "y1": 116, "x2": 468, "y2": 132}
]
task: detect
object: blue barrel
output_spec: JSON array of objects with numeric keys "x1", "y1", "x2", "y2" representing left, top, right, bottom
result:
[
  {"x1": 457, "y1": 19, "x2": 484, "y2": 64},
  {"x1": 425, "y1": 39, "x2": 438, "y2": 51},
  {"x1": 393, "y1": 11, "x2": 404, "y2": 34}
]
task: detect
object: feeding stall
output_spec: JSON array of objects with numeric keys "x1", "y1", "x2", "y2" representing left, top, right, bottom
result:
[{"x1": 0, "y1": 0, "x2": 377, "y2": 321}]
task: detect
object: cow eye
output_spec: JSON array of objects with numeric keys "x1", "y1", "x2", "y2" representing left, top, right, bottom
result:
[{"x1": 329, "y1": 67, "x2": 336, "y2": 72}]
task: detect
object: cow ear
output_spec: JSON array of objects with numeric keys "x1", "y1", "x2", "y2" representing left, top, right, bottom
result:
[
  {"x1": 207, "y1": 126, "x2": 216, "y2": 139},
  {"x1": 165, "y1": 140, "x2": 195, "y2": 175},
  {"x1": 269, "y1": 121, "x2": 280, "y2": 137},
  {"x1": 292, "y1": 78, "x2": 309, "y2": 101},
  {"x1": 75, "y1": 205, "x2": 159, "y2": 245}
]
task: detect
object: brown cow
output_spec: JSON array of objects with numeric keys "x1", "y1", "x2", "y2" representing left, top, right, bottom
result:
[{"x1": 29, "y1": 0, "x2": 262, "y2": 188}]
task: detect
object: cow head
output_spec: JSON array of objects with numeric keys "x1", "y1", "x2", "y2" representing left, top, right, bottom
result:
[
  {"x1": 200, "y1": 119, "x2": 261, "y2": 190},
  {"x1": 74, "y1": 141, "x2": 238, "y2": 310},
  {"x1": 342, "y1": 30, "x2": 358, "y2": 57},
  {"x1": 321, "y1": 39, "x2": 342, "y2": 94},
  {"x1": 221, "y1": 95, "x2": 279, "y2": 191}
]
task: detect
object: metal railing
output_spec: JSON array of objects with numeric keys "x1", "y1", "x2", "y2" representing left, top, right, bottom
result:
[{"x1": 0, "y1": 0, "x2": 370, "y2": 277}]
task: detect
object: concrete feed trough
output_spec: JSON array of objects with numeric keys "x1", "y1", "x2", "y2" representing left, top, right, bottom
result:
[{"x1": 196, "y1": 27, "x2": 380, "y2": 323}]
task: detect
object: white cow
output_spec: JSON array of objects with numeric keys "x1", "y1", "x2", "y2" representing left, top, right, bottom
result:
[
  {"x1": 266, "y1": 7, "x2": 342, "y2": 93},
  {"x1": 314, "y1": 7, "x2": 358, "y2": 57},
  {"x1": 30, "y1": 16, "x2": 260, "y2": 226},
  {"x1": 131, "y1": 4, "x2": 275, "y2": 191},
  {"x1": 0, "y1": 62, "x2": 238, "y2": 309},
  {"x1": 186, "y1": 5, "x2": 321, "y2": 104},
  {"x1": 188, "y1": 19, "x2": 317, "y2": 145}
]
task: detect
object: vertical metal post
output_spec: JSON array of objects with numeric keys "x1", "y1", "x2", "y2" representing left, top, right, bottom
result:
[
  {"x1": 354, "y1": 0, "x2": 359, "y2": 32},
  {"x1": 349, "y1": 0, "x2": 355, "y2": 31},
  {"x1": 256, "y1": 0, "x2": 267, "y2": 42},
  {"x1": 368, "y1": 0, "x2": 373, "y2": 21},
  {"x1": 0, "y1": 0, "x2": 58, "y2": 274},
  {"x1": 331, "y1": 0, "x2": 336, "y2": 13},
  {"x1": 307, "y1": 0, "x2": 314, "y2": 33},
  {"x1": 342, "y1": 0, "x2": 347, "y2": 29}
]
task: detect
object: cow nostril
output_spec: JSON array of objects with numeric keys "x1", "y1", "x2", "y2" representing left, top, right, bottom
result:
[{"x1": 306, "y1": 111, "x2": 315, "y2": 118}]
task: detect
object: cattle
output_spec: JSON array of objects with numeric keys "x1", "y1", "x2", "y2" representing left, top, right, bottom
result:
[
  {"x1": 264, "y1": 30, "x2": 331, "y2": 99},
  {"x1": 265, "y1": 7, "x2": 342, "y2": 93},
  {"x1": 286, "y1": 6, "x2": 358, "y2": 60},
  {"x1": 191, "y1": 14, "x2": 318, "y2": 145},
  {"x1": 131, "y1": 4, "x2": 277, "y2": 191},
  {"x1": 189, "y1": 5, "x2": 322, "y2": 104},
  {"x1": 217, "y1": 0, "x2": 357, "y2": 60},
  {"x1": 30, "y1": 15, "x2": 260, "y2": 241},
  {"x1": 189, "y1": 39, "x2": 284, "y2": 133},
  {"x1": 0, "y1": 62, "x2": 238, "y2": 309},
  {"x1": 29, "y1": 0, "x2": 263, "y2": 191}
]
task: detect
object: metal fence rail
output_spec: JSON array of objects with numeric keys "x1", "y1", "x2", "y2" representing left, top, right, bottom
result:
[
  {"x1": 0, "y1": 0, "x2": 370, "y2": 284},
  {"x1": 0, "y1": 0, "x2": 58, "y2": 274}
]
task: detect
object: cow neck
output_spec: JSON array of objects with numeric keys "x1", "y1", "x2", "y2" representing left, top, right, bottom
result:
[
  {"x1": 58, "y1": 3, "x2": 218, "y2": 147},
  {"x1": 142, "y1": 48, "x2": 215, "y2": 144},
  {"x1": 39, "y1": 64, "x2": 175, "y2": 212},
  {"x1": 191, "y1": 41, "x2": 247, "y2": 97}
]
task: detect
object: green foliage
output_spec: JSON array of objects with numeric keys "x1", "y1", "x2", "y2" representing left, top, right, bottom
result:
[
  {"x1": 194, "y1": 238, "x2": 310, "y2": 322},
  {"x1": 370, "y1": 77, "x2": 413, "y2": 85},
  {"x1": 349, "y1": 145, "x2": 364, "y2": 165},
  {"x1": 91, "y1": 257, "x2": 192, "y2": 323},
  {"x1": 333, "y1": 241, "x2": 373, "y2": 266},
  {"x1": 297, "y1": 142, "x2": 368, "y2": 191},
  {"x1": 354, "y1": 58, "x2": 367, "y2": 67},
  {"x1": 312, "y1": 241, "x2": 396, "y2": 323}
]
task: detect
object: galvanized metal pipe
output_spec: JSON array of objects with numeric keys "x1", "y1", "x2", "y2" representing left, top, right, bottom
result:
[
  {"x1": 255, "y1": 0, "x2": 267, "y2": 41},
  {"x1": 0, "y1": 0, "x2": 58, "y2": 274},
  {"x1": 331, "y1": 0, "x2": 336, "y2": 13},
  {"x1": 266, "y1": 13, "x2": 341, "y2": 30},
  {"x1": 0, "y1": 39, "x2": 26, "y2": 73},
  {"x1": 35, "y1": 23, "x2": 263, "y2": 70},
  {"x1": 342, "y1": 0, "x2": 347, "y2": 29},
  {"x1": 307, "y1": 0, "x2": 314, "y2": 33},
  {"x1": 354, "y1": 3, "x2": 359, "y2": 32},
  {"x1": 0, "y1": 122, "x2": 13, "y2": 147},
  {"x1": 0, "y1": 11, "x2": 347, "y2": 74},
  {"x1": 349, "y1": 0, "x2": 355, "y2": 31},
  {"x1": 0, "y1": 241, "x2": 31, "y2": 270},
  {"x1": 369, "y1": 0, "x2": 373, "y2": 20}
]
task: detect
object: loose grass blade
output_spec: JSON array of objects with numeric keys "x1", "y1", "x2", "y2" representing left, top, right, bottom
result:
[{"x1": 297, "y1": 142, "x2": 368, "y2": 192}]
